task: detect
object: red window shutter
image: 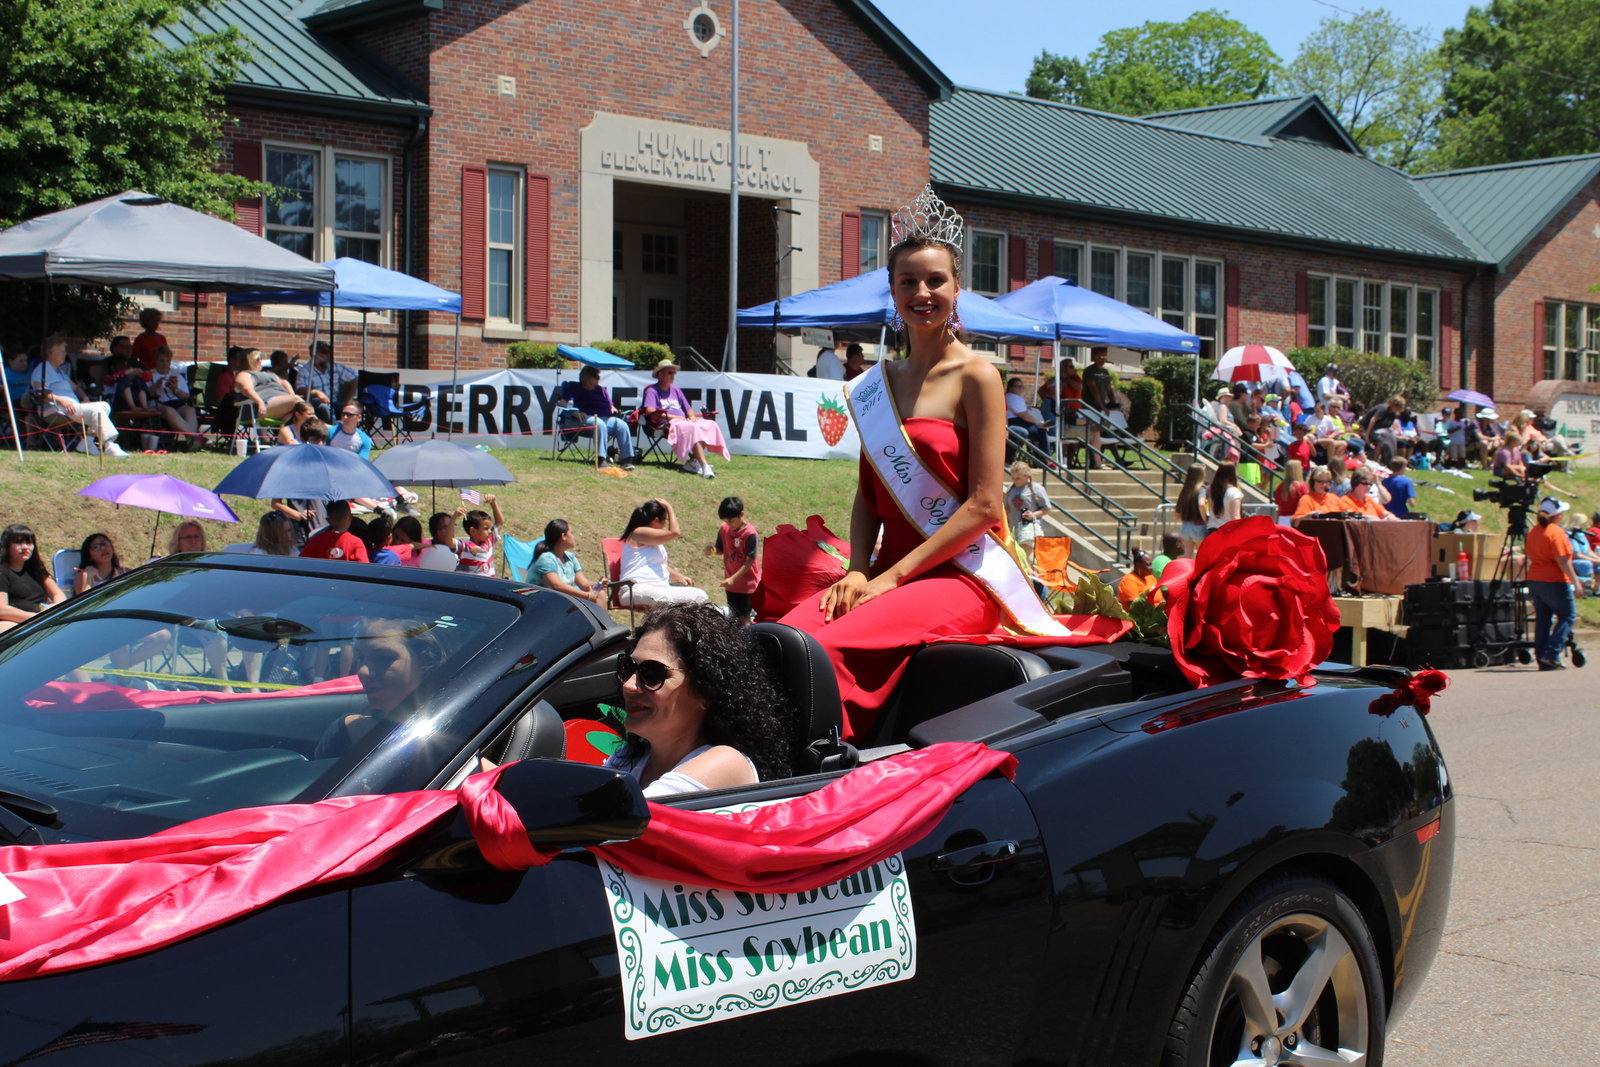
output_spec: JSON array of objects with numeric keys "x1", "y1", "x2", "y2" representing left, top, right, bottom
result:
[
  {"x1": 178, "y1": 292, "x2": 207, "y2": 307},
  {"x1": 1039, "y1": 241, "x2": 1054, "y2": 279},
  {"x1": 1439, "y1": 291, "x2": 1455, "y2": 388},
  {"x1": 1294, "y1": 272, "x2": 1309, "y2": 348},
  {"x1": 841, "y1": 212, "x2": 861, "y2": 280},
  {"x1": 233, "y1": 141, "x2": 263, "y2": 236},
  {"x1": 1224, "y1": 264, "x2": 1240, "y2": 348},
  {"x1": 1533, "y1": 298, "x2": 1545, "y2": 382},
  {"x1": 525, "y1": 174, "x2": 551, "y2": 326},
  {"x1": 1009, "y1": 234, "x2": 1028, "y2": 291},
  {"x1": 461, "y1": 165, "x2": 487, "y2": 321}
]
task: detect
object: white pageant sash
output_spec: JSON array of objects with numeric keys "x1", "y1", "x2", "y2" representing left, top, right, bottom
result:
[{"x1": 847, "y1": 364, "x2": 1072, "y2": 637}]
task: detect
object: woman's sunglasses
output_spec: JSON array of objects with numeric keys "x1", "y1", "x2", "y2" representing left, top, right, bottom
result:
[{"x1": 615, "y1": 651, "x2": 678, "y2": 691}]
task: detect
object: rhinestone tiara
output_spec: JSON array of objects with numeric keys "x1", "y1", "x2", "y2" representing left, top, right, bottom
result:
[{"x1": 890, "y1": 185, "x2": 964, "y2": 249}]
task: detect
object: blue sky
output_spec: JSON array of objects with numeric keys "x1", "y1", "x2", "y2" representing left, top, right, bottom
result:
[{"x1": 868, "y1": 0, "x2": 1478, "y2": 95}]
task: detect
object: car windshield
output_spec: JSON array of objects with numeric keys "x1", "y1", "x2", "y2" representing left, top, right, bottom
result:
[{"x1": 0, "y1": 561, "x2": 520, "y2": 842}]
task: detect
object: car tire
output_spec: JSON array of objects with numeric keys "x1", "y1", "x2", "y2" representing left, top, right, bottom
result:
[{"x1": 1163, "y1": 873, "x2": 1386, "y2": 1067}]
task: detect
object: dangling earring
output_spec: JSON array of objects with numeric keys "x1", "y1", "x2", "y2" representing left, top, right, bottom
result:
[
  {"x1": 947, "y1": 295, "x2": 962, "y2": 335},
  {"x1": 890, "y1": 307, "x2": 905, "y2": 333}
]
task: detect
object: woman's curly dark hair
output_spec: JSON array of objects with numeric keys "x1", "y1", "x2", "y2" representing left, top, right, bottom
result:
[{"x1": 624, "y1": 603, "x2": 790, "y2": 781}]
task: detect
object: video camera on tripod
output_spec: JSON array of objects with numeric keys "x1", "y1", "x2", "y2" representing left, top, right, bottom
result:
[{"x1": 1473, "y1": 462, "x2": 1556, "y2": 531}]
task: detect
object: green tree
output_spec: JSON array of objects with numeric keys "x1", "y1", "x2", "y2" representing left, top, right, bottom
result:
[
  {"x1": 1280, "y1": 9, "x2": 1446, "y2": 171},
  {"x1": 1027, "y1": 10, "x2": 1279, "y2": 116},
  {"x1": 0, "y1": 0, "x2": 259, "y2": 351},
  {"x1": 1430, "y1": 0, "x2": 1600, "y2": 170}
]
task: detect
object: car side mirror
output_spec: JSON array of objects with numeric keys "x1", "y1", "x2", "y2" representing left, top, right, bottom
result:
[
  {"x1": 494, "y1": 758, "x2": 649, "y2": 850},
  {"x1": 405, "y1": 760, "x2": 649, "y2": 877}
]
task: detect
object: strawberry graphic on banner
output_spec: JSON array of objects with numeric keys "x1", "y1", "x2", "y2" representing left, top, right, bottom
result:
[{"x1": 816, "y1": 395, "x2": 849, "y2": 447}]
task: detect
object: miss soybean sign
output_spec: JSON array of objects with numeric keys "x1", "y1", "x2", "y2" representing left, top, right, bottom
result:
[{"x1": 600, "y1": 854, "x2": 916, "y2": 1038}]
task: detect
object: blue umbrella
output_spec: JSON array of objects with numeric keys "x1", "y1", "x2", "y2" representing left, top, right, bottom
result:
[
  {"x1": 374, "y1": 439, "x2": 514, "y2": 489},
  {"x1": 1446, "y1": 388, "x2": 1496, "y2": 411},
  {"x1": 214, "y1": 444, "x2": 395, "y2": 501}
]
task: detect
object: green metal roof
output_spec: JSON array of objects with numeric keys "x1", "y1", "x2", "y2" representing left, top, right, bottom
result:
[
  {"x1": 156, "y1": 0, "x2": 427, "y2": 117},
  {"x1": 1145, "y1": 96, "x2": 1361, "y2": 154},
  {"x1": 1414, "y1": 155, "x2": 1600, "y2": 268},
  {"x1": 932, "y1": 88, "x2": 1483, "y2": 265}
]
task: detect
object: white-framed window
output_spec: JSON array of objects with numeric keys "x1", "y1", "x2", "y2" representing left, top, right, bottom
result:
[
  {"x1": 118, "y1": 288, "x2": 176, "y2": 311},
  {"x1": 1306, "y1": 274, "x2": 1439, "y2": 367},
  {"x1": 1125, "y1": 252, "x2": 1154, "y2": 312},
  {"x1": 859, "y1": 211, "x2": 888, "y2": 274},
  {"x1": 1052, "y1": 241, "x2": 1082, "y2": 285},
  {"x1": 1543, "y1": 300, "x2": 1600, "y2": 382},
  {"x1": 262, "y1": 144, "x2": 390, "y2": 265},
  {"x1": 486, "y1": 166, "x2": 523, "y2": 323},
  {"x1": 1089, "y1": 246, "x2": 1119, "y2": 298},
  {"x1": 966, "y1": 230, "x2": 1004, "y2": 295}
]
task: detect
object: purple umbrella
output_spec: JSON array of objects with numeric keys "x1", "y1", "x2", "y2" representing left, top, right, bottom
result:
[
  {"x1": 1445, "y1": 388, "x2": 1496, "y2": 411},
  {"x1": 78, "y1": 474, "x2": 240, "y2": 556}
]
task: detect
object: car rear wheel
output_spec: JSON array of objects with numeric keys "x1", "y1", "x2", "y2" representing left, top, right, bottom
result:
[{"x1": 1164, "y1": 874, "x2": 1385, "y2": 1067}]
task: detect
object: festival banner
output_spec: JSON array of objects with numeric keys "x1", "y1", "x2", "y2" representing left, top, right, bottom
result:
[
  {"x1": 600, "y1": 851, "x2": 915, "y2": 1039},
  {"x1": 391, "y1": 369, "x2": 859, "y2": 460}
]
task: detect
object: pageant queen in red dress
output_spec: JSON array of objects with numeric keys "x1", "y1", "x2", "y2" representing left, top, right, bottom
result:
[{"x1": 780, "y1": 187, "x2": 1124, "y2": 741}]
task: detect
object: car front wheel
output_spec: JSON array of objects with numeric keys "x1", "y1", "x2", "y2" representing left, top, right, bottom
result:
[{"x1": 1165, "y1": 873, "x2": 1386, "y2": 1067}]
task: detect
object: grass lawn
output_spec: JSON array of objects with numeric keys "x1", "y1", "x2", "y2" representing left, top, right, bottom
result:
[
  {"x1": 6, "y1": 444, "x2": 1596, "y2": 630},
  {"x1": 0, "y1": 446, "x2": 861, "y2": 615}
]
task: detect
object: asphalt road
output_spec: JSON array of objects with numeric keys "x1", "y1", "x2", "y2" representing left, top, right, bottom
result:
[{"x1": 1387, "y1": 656, "x2": 1600, "y2": 1066}]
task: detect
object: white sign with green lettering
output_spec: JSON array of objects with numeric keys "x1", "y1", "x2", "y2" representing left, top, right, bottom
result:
[{"x1": 600, "y1": 854, "x2": 916, "y2": 1039}]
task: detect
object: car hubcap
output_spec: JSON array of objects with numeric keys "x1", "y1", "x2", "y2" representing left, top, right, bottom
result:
[{"x1": 1214, "y1": 911, "x2": 1369, "y2": 1066}]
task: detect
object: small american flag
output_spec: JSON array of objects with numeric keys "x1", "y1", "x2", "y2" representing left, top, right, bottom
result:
[
  {"x1": 460, "y1": 489, "x2": 482, "y2": 505},
  {"x1": 11, "y1": 1019, "x2": 206, "y2": 1062}
]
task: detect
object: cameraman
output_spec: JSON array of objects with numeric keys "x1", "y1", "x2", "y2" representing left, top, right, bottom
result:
[{"x1": 1526, "y1": 498, "x2": 1579, "y2": 671}]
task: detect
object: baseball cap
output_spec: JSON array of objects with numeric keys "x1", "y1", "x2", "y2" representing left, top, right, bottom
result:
[
  {"x1": 1463, "y1": 510, "x2": 1482, "y2": 523},
  {"x1": 1325, "y1": 363, "x2": 1338, "y2": 372},
  {"x1": 1539, "y1": 497, "x2": 1569, "y2": 517}
]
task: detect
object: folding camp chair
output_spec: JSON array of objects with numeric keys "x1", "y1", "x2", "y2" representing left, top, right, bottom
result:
[
  {"x1": 503, "y1": 534, "x2": 541, "y2": 582},
  {"x1": 629, "y1": 409, "x2": 676, "y2": 467},
  {"x1": 235, "y1": 400, "x2": 285, "y2": 454},
  {"x1": 363, "y1": 382, "x2": 429, "y2": 447},
  {"x1": 52, "y1": 549, "x2": 78, "y2": 595},
  {"x1": 1033, "y1": 536, "x2": 1103, "y2": 598},
  {"x1": 551, "y1": 385, "x2": 601, "y2": 466},
  {"x1": 601, "y1": 537, "x2": 638, "y2": 623}
]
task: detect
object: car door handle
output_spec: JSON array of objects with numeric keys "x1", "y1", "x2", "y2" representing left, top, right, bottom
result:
[{"x1": 930, "y1": 839, "x2": 1019, "y2": 872}]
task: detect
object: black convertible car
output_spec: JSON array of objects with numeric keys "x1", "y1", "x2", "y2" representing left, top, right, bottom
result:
[{"x1": 0, "y1": 554, "x2": 1452, "y2": 1065}]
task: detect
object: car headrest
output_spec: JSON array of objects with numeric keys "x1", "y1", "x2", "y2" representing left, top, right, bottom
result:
[
  {"x1": 498, "y1": 700, "x2": 566, "y2": 763},
  {"x1": 746, "y1": 622, "x2": 853, "y2": 774}
]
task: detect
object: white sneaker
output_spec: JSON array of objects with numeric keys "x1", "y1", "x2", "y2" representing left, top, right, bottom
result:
[
  {"x1": 700, "y1": 461, "x2": 715, "y2": 479},
  {"x1": 103, "y1": 441, "x2": 129, "y2": 458}
]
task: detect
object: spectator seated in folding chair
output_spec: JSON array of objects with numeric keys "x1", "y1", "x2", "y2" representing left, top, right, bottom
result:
[
  {"x1": 601, "y1": 537, "x2": 639, "y2": 622},
  {"x1": 638, "y1": 359, "x2": 727, "y2": 478},
  {"x1": 105, "y1": 354, "x2": 166, "y2": 451},
  {"x1": 363, "y1": 381, "x2": 429, "y2": 447},
  {"x1": 231, "y1": 348, "x2": 296, "y2": 453},
  {"x1": 555, "y1": 365, "x2": 635, "y2": 468},
  {"x1": 28, "y1": 337, "x2": 122, "y2": 456}
]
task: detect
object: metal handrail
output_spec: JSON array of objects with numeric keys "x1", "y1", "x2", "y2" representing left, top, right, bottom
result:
[
  {"x1": 1013, "y1": 433, "x2": 1136, "y2": 566},
  {"x1": 1065, "y1": 408, "x2": 1179, "y2": 503},
  {"x1": 674, "y1": 346, "x2": 719, "y2": 373},
  {"x1": 1188, "y1": 404, "x2": 1282, "y2": 494}
]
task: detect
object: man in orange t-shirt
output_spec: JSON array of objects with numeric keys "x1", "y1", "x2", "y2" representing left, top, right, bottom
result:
[
  {"x1": 1117, "y1": 550, "x2": 1163, "y2": 610},
  {"x1": 1525, "y1": 497, "x2": 1578, "y2": 670}
]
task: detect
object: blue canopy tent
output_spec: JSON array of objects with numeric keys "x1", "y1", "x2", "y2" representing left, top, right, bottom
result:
[
  {"x1": 555, "y1": 344, "x2": 633, "y2": 369},
  {"x1": 736, "y1": 271, "x2": 1055, "y2": 345},
  {"x1": 995, "y1": 277, "x2": 1204, "y2": 464},
  {"x1": 229, "y1": 258, "x2": 463, "y2": 396}
]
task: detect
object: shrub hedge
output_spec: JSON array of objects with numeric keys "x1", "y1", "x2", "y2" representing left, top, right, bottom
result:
[
  {"x1": 1286, "y1": 345, "x2": 1438, "y2": 413},
  {"x1": 504, "y1": 339, "x2": 675, "y2": 371}
]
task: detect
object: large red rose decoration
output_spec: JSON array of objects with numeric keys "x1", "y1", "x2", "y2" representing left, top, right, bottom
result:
[{"x1": 1161, "y1": 516, "x2": 1340, "y2": 688}]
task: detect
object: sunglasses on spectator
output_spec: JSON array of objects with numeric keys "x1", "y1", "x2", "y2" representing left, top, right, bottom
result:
[
  {"x1": 341, "y1": 410, "x2": 360, "y2": 418},
  {"x1": 615, "y1": 651, "x2": 679, "y2": 691}
]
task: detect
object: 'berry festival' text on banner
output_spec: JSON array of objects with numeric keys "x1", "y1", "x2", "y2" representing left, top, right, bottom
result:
[{"x1": 391, "y1": 369, "x2": 860, "y2": 460}]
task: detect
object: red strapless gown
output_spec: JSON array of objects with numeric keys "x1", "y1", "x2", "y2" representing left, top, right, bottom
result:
[{"x1": 780, "y1": 419, "x2": 1009, "y2": 739}]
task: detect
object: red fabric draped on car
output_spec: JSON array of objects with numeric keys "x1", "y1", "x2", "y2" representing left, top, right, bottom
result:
[{"x1": 0, "y1": 742, "x2": 1014, "y2": 981}]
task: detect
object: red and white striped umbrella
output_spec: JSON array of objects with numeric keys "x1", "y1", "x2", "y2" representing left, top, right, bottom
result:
[{"x1": 1213, "y1": 343, "x2": 1295, "y2": 383}]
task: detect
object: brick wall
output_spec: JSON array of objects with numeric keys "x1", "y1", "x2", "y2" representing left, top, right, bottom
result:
[
  {"x1": 415, "y1": 0, "x2": 931, "y2": 370},
  {"x1": 951, "y1": 198, "x2": 1477, "y2": 394},
  {"x1": 1486, "y1": 173, "x2": 1600, "y2": 412}
]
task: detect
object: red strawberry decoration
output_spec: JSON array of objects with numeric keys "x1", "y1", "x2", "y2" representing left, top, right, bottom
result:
[{"x1": 817, "y1": 395, "x2": 849, "y2": 446}]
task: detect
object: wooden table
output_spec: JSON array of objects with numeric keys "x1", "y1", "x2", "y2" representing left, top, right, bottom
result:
[{"x1": 1334, "y1": 595, "x2": 1403, "y2": 666}]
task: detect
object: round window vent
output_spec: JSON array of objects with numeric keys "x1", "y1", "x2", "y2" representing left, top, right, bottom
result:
[{"x1": 684, "y1": 4, "x2": 724, "y2": 57}]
